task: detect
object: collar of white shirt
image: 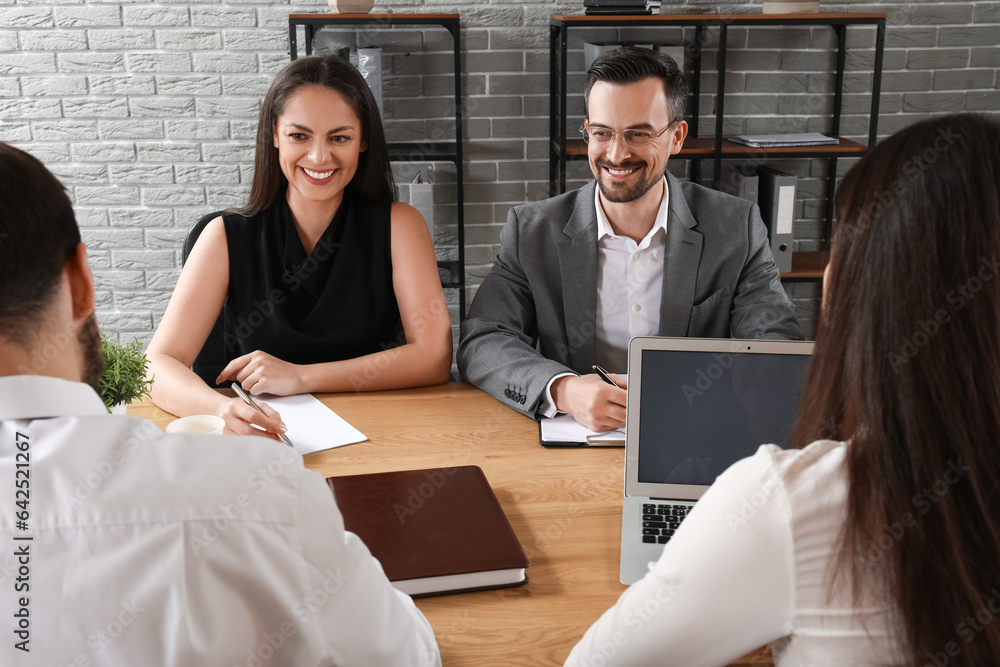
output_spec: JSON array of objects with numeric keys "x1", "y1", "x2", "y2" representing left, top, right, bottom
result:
[
  {"x1": 0, "y1": 375, "x2": 107, "y2": 421},
  {"x1": 592, "y1": 176, "x2": 671, "y2": 373},
  {"x1": 594, "y1": 175, "x2": 669, "y2": 246}
]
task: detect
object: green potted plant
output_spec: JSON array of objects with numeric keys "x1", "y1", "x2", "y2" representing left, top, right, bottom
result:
[{"x1": 98, "y1": 334, "x2": 154, "y2": 414}]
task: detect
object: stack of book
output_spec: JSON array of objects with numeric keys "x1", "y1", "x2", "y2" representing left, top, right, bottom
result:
[
  {"x1": 729, "y1": 132, "x2": 839, "y2": 148},
  {"x1": 584, "y1": 0, "x2": 662, "y2": 15}
]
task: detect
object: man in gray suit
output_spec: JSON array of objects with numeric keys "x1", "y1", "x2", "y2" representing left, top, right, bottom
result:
[{"x1": 458, "y1": 47, "x2": 802, "y2": 431}]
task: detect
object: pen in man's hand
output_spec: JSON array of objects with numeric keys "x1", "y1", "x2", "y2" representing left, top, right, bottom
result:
[
  {"x1": 591, "y1": 364, "x2": 623, "y2": 389},
  {"x1": 230, "y1": 382, "x2": 295, "y2": 448}
]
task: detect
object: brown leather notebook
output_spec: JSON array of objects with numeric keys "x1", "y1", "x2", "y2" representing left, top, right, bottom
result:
[{"x1": 326, "y1": 465, "x2": 530, "y2": 597}]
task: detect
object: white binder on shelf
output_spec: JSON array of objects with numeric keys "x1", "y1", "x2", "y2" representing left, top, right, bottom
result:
[
  {"x1": 354, "y1": 47, "x2": 383, "y2": 117},
  {"x1": 410, "y1": 170, "x2": 435, "y2": 240},
  {"x1": 715, "y1": 162, "x2": 759, "y2": 204}
]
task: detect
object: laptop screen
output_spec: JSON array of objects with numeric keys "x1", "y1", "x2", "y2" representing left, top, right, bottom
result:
[{"x1": 636, "y1": 347, "x2": 811, "y2": 486}]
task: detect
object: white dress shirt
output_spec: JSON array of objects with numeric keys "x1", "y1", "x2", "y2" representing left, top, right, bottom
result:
[
  {"x1": 593, "y1": 178, "x2": 668, "y2": 373},
  {"x1": 539, "y1": 178, "x2": 669, "y2": 417},
  {"x1": 0, "y1": 375, "x2": 440, "y2": 667},
  {"x1": 565, "y1": 441, "x2": 903, "y2": 667}
]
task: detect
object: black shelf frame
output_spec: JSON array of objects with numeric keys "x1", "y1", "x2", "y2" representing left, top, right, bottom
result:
[
  {"x1": 549, "y1": 13, "x2": 886, "y2": 245},
  {"x1": 288, "y1": 13, "x2": 467, "y2": 316}
]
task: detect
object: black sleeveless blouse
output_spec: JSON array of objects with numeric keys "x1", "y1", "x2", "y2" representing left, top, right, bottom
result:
[{"x1": 220, "y1": 188, "x2": 403, "y2": 365}]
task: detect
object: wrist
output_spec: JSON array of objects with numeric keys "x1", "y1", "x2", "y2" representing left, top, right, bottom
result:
[
  {"x1": 294, "y1": 362, "x2": 311, "y2": 394},
  {"x1": 550, "y1": 375, "x2": 574, "y2": 414},
  {"x1": 211, "y1": 392, "x2": 236, "y2": 420}
]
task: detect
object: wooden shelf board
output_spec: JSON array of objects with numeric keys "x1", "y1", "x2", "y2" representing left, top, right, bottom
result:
[
  {"x1": 781, "y1": 251, "x2": 829, "y2": 279},
  {"x1": 290, "y1": 13, "x2": 459, "y2": 20},
  {"x1": 551, "y1": 13, "x2": 886, "y2": 23}
]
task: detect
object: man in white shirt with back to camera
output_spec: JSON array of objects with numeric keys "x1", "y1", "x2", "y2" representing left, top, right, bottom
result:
[{"x1": 0, "y1": 141, "x2": 440, "y2": 666}]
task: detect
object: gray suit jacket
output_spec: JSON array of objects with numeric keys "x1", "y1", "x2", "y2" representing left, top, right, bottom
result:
[{"x1": 458, "y1": 174, "x2": 803, "y2": 418}]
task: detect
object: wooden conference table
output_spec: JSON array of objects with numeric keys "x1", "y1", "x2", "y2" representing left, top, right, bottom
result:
[{"x1": 131, "y1": 383, "x2": 772, "y2": 666}]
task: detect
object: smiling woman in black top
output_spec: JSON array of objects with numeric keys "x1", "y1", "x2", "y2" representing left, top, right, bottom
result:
[{"x1": 147, "y1": 55, "x2": 452, "y2": 437}]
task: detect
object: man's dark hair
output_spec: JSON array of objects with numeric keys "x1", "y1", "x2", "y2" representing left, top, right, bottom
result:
[
  {"x1": 0, "y1": 142, "x2": 80, "y2": 340},
  {"x1": 584, "y1": 46, "x2": 688, "y2": 123}
]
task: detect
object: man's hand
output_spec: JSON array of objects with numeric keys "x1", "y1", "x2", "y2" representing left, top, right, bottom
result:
[
  {"x1": 551, "y1": 373, "x2": 628, "y2": 431},
  {"x1": 217, "y1": 350, "x2": 303, "y2": 397}
]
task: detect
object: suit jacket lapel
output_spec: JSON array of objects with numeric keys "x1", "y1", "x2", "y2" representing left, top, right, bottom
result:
[
  {"x1": 558, "y1": 181, "x2": 598, "y2": 372},
  {"x1": 659, "y1": 173, "x2": 703, "y2": 336}
]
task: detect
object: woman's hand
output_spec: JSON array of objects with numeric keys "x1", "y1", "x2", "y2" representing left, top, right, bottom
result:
[
  {"x1": 217, "y1": 350, "x2": 303, "y2": 396},
  {"x1": 218, "y1": 396, "x2": 287, "y2": 440}
]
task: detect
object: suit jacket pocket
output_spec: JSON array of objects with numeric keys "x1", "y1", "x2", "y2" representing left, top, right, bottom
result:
[{"x1": 687, "y1": 286, "x2": 734, "y2": 337}]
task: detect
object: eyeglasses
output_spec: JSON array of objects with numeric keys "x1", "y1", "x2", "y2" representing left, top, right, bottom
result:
[{"x1": 580, "y1": 119, "x2": 678, "y2": 149}]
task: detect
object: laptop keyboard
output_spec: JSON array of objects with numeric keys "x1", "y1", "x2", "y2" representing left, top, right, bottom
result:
[{"x1": 642, "y1": 502, "x2": 690, "y2": 544}]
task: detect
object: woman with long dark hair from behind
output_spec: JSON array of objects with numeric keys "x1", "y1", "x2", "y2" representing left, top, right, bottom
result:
[
  {"x1": 147, "y1": 55, "x2": 452, "y2": 437},
  {"x1": 795, "y1": 112, "x2": 1000, "y2": 665},
  {"x1": 565, "y1": 114, "x2": 1000, "y2": 666}
]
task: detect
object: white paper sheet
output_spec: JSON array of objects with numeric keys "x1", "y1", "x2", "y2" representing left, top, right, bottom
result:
[{"x1": 255, "y1": 393, "x2": 367, "y2": 455}]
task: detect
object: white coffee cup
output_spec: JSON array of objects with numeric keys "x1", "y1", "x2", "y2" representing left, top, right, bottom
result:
[{"x1": 166, "y1": 415, "x2": 225, "y2": 436}]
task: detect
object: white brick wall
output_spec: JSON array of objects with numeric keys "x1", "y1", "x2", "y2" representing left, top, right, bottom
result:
[{"x1": 1, "y1": 0, "x2": 998, "y2": 345}]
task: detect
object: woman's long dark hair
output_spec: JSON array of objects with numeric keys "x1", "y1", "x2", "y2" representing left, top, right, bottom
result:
[
  {"x1": 793, "y1": 114, "x2": 1000, "y2": 664},
  {"x1": 237, "y1": 54, "x2": 395, "y2": 216}
]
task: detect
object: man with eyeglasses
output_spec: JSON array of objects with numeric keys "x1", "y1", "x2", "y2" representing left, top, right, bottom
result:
[{"x1": 459, "y1": 47, "x2": 801, "y2": 431}]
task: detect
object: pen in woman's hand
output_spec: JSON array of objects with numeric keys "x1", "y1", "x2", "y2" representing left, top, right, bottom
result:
[{"x1": 231, "y1": 382, "x2": 295, "y2": 448}]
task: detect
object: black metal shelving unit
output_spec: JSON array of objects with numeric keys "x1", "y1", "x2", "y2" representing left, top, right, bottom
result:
[
  {"x1": 549, "y1": 12, "x2": 886, "y2": 279},
  {"x1": 289, "y1": 13, "x2": 467, "y2": 315}
]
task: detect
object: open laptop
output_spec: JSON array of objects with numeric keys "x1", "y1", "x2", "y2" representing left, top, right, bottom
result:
[{"x1": 619, "y1": 336, "x2": 814, "y2": 584}]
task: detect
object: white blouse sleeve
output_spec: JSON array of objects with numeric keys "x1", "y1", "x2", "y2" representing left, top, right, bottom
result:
[{"x1": 565, "y1": 445, "x2": 795, "y2": 667}]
